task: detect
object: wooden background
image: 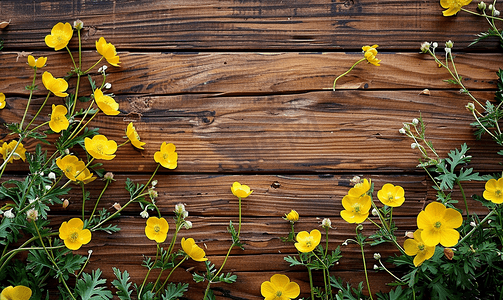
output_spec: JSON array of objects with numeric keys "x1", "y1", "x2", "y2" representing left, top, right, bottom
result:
[{"x1": 0, "y1": 0, "x2": 500, "y2": 299}]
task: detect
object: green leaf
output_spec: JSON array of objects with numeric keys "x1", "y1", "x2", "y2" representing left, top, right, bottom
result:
[
  {"x1": 74, "y1": 269, "x2": 112, "y2": 300},
  {"x1": 160, "y1": 282, "x2": 188, "y2": 300},
  {"x1": 112, "y1": 268, "x2": 133, "y2": 300}
]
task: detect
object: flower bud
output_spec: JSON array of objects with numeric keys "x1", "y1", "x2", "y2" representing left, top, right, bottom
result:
[
  {"x1": 148, "y1": 188, "x2": 158, "y2": 200},
  {"x1": 465, "y1": 102, "x2": 475, "y2": 112},
  {"x1": 405, "y1": 231, "x2": 414, "y2": 239},
  {"x1": 411, "y1": 143, "x2": 418, "y2": 149},
  {"x1": 356, "y1": 224, "x2": 363, "y2": 231},
  {"x1": 26, "y1": 209, "x2": 38, "y2": 221},
  {"x1": 73, "y1": 19, "x2": 84, "y2": 30},
  {"x1": 373, "y1": 253, "x2": 381, "y2": 260},
  {"x1": 104, "y1": 82, "x2": 112, "y2": 89},
  {"x1": 183, "y1": 220, "x2": 193, "y2": 229},
  {"x1": 412, "y1": 118, "x2": 419, "y2": 125},
  {"x1": 175, "y1": 203, "x2": 186, "y2": 215},
  {"x1": 373, "y1": 264, "x2": 379, "y2": 270},
  {"x1": 494, "y1": 9, "x2": 500, "y2": 16},
  {"x1": 444, "y1": 248, "x2": 454, "y2": 260},
  {"x1": 420, "y1": 41, "x2": 431, "y2": 53},
  {"x1": 320, "y1": 218, "x2": 332, "y2": 229},
  {"x1": 445, "y1": 40, "x2": 454, "y2": 49},
  {"x1": 478, "y1": 1, "x2": 487, "y2": 11},
  {"x1": 4, "y1": 209, "x2": 15, "y2": 219},
  {"x1": 371, "y1": 208, "x2": 379, "y2": 216},
  {"x1": 399, "y1": 128, "x2": 406, "y2": 134},
  {"x1": 285, "y1": 209, "x2": 299, "y2": 222},
  {"x1": 489, "y1": 4, "x2": 493, "y2": 10},
  {"x1": 104, "y1": 172, "x2": 114, "y2": 180},
  {"x1": 432, "y1": 42, "x2": 438, "y2": 49},
  {"x1": 113, "y1": 202, "x2": 121, "y2": 211},
  {"x1": 350, "y1": 176, "x2": 361, "y2": 185},
  {"x1": 151, "y1": 180, "x2": 158, "y2": 187},
  {"x1": 140, "y1": 209, "x2": 149, "y2": 218},
  {"x1": 48, "y1": 172, "x2": 56, "y2": 180},
  {"x1": 62, "y1": 199, "x2": 70, "y2": 209}
]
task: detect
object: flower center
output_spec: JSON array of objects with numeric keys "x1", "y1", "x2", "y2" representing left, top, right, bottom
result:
[
  {"x1": 434, "y1": 221, "x2": 442, "y2": 229},
  {"x1": 69, "y1": 231, "x2": 79, "y2": 242},
  {"x1": 95, "y1": 144, "x2": 104, "y2": 154},
  {"x1": 275, "y1": 291, "x2": 282, "y2": 297},
  {"x1": 418, "y1": 244, "x2": 425, "y2": 251},
  {"x1": 154, "y1": 225, "x2": 161, "y2": 233},
  {"x1": 354, "y1": 205, "x2": 361, "y2": 213},
  {"x1": 496, "y1": 189, "x2": 502, "y2": 196}
]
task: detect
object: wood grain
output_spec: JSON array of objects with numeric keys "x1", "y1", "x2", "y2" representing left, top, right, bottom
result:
[{"x1": 0, "y1": 0, "x2": 495, "y2": 51}]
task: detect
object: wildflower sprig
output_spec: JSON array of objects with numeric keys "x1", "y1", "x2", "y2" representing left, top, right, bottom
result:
[{"x1": 332, "y1": 44, "x2": 381, "y2": 90}]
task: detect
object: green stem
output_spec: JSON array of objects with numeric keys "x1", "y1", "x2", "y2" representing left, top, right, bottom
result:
[
  {"x1": 89, "y1": 179, "x2": 111, "y2": 221},
  {"x1": 138, "y1": 243, "x2": 160, "y2": 297},
  {"x1": 332, "y1": 58, "x2": 366, "y2": 90},
  {"x1": 81, "y1": 183, "x2": 86, "y2": 220},
  {"x1": 156, "y1": 256, "x2": 187, "y2": 295},
  {"x1": 359, "y1": 238, "x2": 373, "y2": 300},
  {"x1": 308, "y1": 268, "x2": 315, "y2": 300},
  {"x1": 71, "y1": 74, "x2": 81, "y2": 115},
  {"x1": 83, "y1": 56, "x2": 104, "y2": 74},
  {"x1": 457, "y1": 180, "x2": 470, "y2": 216},
  {"x1": 66, "y1": 46, "x2": 78, "y2": 71},
  {"x1": 19, "y1": 69, "x2": 38, "y2": 131},
  {"x1": 237, "y1": 196, "x2": 242, "y2": 237},
  {"x1": 460, "y1": 7, "x2": 503, "y2": 22},
  {"x1": 34, "y1": 223, "x2": 77, "y2": 300},
  {"x1": 25, "y1": 92, "x2": 51, "y2": 131},
  {"x1": 378, "y1": 259, "x2": 403, "y2": 283},
  {"x1": 203, "y1": 241, "x2": 236, "y2": 299},
  {"x1": 457, "y1": 208, "x2": 497, "y2": 245}
]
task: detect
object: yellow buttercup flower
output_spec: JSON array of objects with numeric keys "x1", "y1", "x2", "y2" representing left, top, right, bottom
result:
[
  {"x1": 126, "y1": 122, "x2": 146, "y2": 149},
  {"x1": 417, "y1": 202, "x2": 463, "y2": 247},
  {"x1": 42, "y1": 71, "x2": 68, "y2": 97},
  {"x1": 145, "y1": 216, "x2": 169, "y2": 243},
  {"x1": 59, "y1": 218, "x2": 91, "y2": 250},
  {"x1": 0, "y1": 93, "x2": 5, "y2": 109},
  {"x1": 84, "y1": 135, "x2": 117, "y2": 160},
  {"x1": 27, "y1": 55, "x2": 47, "y2": 69},
  {"x1": 154, "y1": 142, "x2": 178, "y2": 169},
  {"x1": 347, "y1": 178, "x2": 371, "y2": 198},
  {"x1": 181, "y1": 237, "x2": 208, "y2": 261},
  {"x1": 340, "y1": 194, "x2": 372, "y2": 224},
  {"x1": 96, "y1": 37, "x2": 120, "y2": 67},
  {"x1": 231, "y1": 181, "x2": 253, "y2": 198},
  {"x1": 404, "y1": 229, "x2": 436, "y2": 267},
  {"x1": 377, "y1": 183, "x2": 405, "y2": 207},
  {"x1": 49, "y1": 104, "x2": 69, "y2": 133},
  {"x1": 261, "y1": 274, "x2": 300, "y2": 300},
  {"x1": 56, "y1": 155, "x2": 96, "y2": 183},
  {"x1": 440, "y1": 0, "x2": 472, "y2": 16},
  {"x1": 483, "y1": 177, "x2": 503, "y2": 204},
  {"x1": 362, "y1": 45, "x2": 381, "y2": 66},
  {"x1": 294, "y1": 229, "x2": 321, "y2": 253},
  {"x1": 45, "y1": 22, "x2": 73, "y2": 51},
  {"x1": 0, "y1": 140, "x2": 26, "y2": 163},
  {"x1": 284, "y1": 209, "x2": 299, "y2": 222},
  {"x1": 0, "y1": 285, "x2": 32, "y2": 300},
  {"x1": 94, "y1": 88, "x2": 120, "y2": 115}
]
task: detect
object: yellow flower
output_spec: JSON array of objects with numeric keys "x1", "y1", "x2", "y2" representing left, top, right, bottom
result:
[
  {"x1": 145, "y1": 216, "x2": 169, "y2": 243},
  {"x1": 94, "y1": 88, "x2": 120, "y2": 115},
  {"x1": 84, "y1": 135, "x2": 117, "y2": 160},
  {"x1": 231, "y1": 181, "x2": 253, "y2": 198},
  {"x1": 284, "y1": 210, "x2": 299, "y2": 222},
  {"x1": 56, "y1": 155, "x2": 96, "y2": 183},
  {"x1": 96, "y1": 37, "x2": 120, "y2": 67},
  {"x1": 417, "y1": 202, "x2": 463, "y2": 247},
  {"x1": 403, "y1": 229, "x2": 436, "y2": 267},
  {"x1": 42, "y1": 71, "x2": 68, "y2": 97},
  {"x1": 0, "y1": 285, "x2": 32, "y2": 300},
  {"x1": 27, "y1": 55, "x2": 47, "y2": 69},
  {"x1": 181, "y1": 237, "x2": 208, "y2": 261},
  {"x1": 126, "y1": 122, "x2": 146, "y2": 149},
  {"x1": 294, "y1": 229, "x2": 321, "y2": 253},
  {"x1": 49, "y1": 104, "x2": 69, "y2": 133},
  {"x1": 154, "y1": 142, "x2": 178, "y2": 169},
  {"x1": 0, "y1": 93, "x2": 5, "y2": 109},
  {"x1": 0, "y1": 140, "x2": 26, "y2": 163},
  {"x1": 377, "y1": 183, "x2": 405, "y2": 207},
  {"x1": 483, "y1": 177, "x2": 503, "y2": 204},
  {"x1": 340, "y1": 194, "x2": 372, "y2": 224},
  {"x1": 440, "y1": 0, "x2": 472, "y2": 16},
  {"x1": 261, "y1": 274, "x2": 300, "y2": 300},
  {"x1": 347, "y1": 178, "x2": 371, "y2": 198},
  {"x1": 45, "y1": 22, "x2": 73, "y2": 51},
  {"x1": 59, "y1": 218, "x2": 92, "y2": 250},
  {"x1": 362, "y1": 45, "x2": 381, "y2": 66}
]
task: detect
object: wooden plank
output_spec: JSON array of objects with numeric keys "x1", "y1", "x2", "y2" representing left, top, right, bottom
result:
[
  {"x1": 0, "y1": 90, "x2": 499, "y2": 173},
  {"x1": 0, "y1": 0, "x2": 494, "y2": 50},
  {"x1": 0, "y1": 52, "x2": 500, "y2": 96}
]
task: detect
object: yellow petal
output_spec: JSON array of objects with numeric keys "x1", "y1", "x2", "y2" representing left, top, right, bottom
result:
[
  {"x1": 403, "y1": 239, "x2": 419, "y2": 256},
  {"x1": 270, "y1": 274, "x2": 290, "y2": 288},
  {"x1": 282, "y1": 281, "x2": 301, "y2": 298},
  {"x1": 78, "y1": 229, "x2": 92, "y2": 245},
  {"x1": 260, "y1": 281, "x2": 276, "y2": 298}
]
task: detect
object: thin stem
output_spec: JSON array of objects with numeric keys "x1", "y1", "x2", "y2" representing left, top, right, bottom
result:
[
  {"x1": 19, "y1": 68, "x2": 38, "y2": 131},
  {"x1": 460, "y1": 7, "x2": 503, "y2": 22},
  {"x1": 71, "y1": 74, "x2": 81, "y2": 115},
  {"x1": 378, "y1": 259, "x2": 403, "y2": 283},
  {"x1": 359, "y1": 239, "x2": 373, "y2": 300},
  {"x1": 81, "y1": 183, "x2": 86, "y2": 220},
  {"x1": 90, "y1": 179, "x2": 111, "y2": 221},
  {"x1": 308, "y1": 268, "x2": 315, "y2": 300},
  {"x1": 156, "y1": 256, "x2": 187, "y2": 294},
  {"x1": 457, "y1": 208, "x2": 497, "y2": 245},
  {"x1": 457, "y1": 180, "x2": 470, "y2": 216},
  {"x1": 237, "y1": 196, "x2": 242, "y2": 237},
  {"x1": 66, "y1": 46, "x2": 78, "y2": 71},
  {"x1": 34, "y1": 223, "x2": 77, "y2": 300},
  {"x1": 83, "y1": 56, "x2": 104, "y2": 74},
  {"x1": 138, "y1": 244, "x2": 160, "y2": 297},
  {"x1": 25, "y1": 92, "x2": 51, "y2": 130},
  {"x1": 332, "y1": 58, "x2": 366, "y2": 90}
]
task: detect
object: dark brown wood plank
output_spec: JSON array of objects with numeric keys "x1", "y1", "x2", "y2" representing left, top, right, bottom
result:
[
  {"x1": 0, "y1": 52, "x2": 500, "y2": 96},
  {"x1": 0, "y1": 0, "x2": 495, "y2": 51},
  {"x1": 0, "y1": 90, "x2": 499, "y2": 173}
]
